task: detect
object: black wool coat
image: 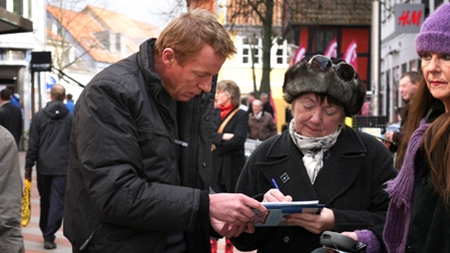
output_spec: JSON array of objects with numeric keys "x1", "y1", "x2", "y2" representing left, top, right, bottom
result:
[
  {"x1": 231, "y1": 126, "x2": 398, "y2": 253},
  {"x1": 211, "y1": 107, "x2": 248, "y2": 193}
]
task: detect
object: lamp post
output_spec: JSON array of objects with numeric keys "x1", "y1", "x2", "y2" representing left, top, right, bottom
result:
[{"x1": 371, "y1": 0, "x2": 381, "y2": 116}]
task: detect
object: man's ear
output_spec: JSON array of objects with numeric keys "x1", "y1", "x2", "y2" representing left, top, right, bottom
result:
[{"x1": 161, "y1": 48, "x2": 175, "y2": 66}]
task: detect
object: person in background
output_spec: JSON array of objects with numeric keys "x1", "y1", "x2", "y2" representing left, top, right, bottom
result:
[
  {"x1": 281, "y1": 105, "x2": 294, "y2": 132},
  {"x1": 248, "y1": 99, "x2": 277, "y2": 141},
  {"x1": 239, "y1": 96, "x2": 249, "y2": 111},
  {"x1": 64, "y1": 9, "x2": 266, "y2": 253},
  {"x1": 231, "y1": 55, "x2": 398, "y2": 253},
  {"x1": 25, "y1": 84, "x2": 72, "y2": 250},
  {"x1": 0, "y1": 125, "x2": 24, "y2": 253},
  {"x1": 383, "y1": 71, "x2": 421, "y2": 169},
  {"x1": 211, "y1": 80, "x2": 249, "y2": 253},
  {"x1": 10, "y1": 93, "x2": 20, "y2": 108},
  {"x1": 65, "y1": 93, "x2": 75, "y2": 114},
  {"x1": 247, "y1": 92, "x2": 256, "y2": 114},
  {"x1": 0, "y1": 89, "x2": 22, "y2": 146},
  {"x1": 260, "y1": 92, "x2": 274, "y2": 118},
  {"x1": 344, "y1": 4, "x2": 450, "y2": 252}
]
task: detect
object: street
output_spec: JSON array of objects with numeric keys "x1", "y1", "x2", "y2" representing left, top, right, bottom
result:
[{"x1": 18, "y1": 152, "x2": 254, "y2": 253}]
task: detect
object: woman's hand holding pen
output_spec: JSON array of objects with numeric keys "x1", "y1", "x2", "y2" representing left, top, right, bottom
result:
[
  {"x1": 263, "y1": 188, "x2": 293, "y2": 202},
  {"x1": 263, "y1": 178, "x2": 293, "y2": 202}
]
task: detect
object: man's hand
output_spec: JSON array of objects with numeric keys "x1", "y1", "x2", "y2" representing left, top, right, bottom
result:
[
  {"x1": 209, "y1": 193, "x2": 266, "y2": 226},
  {"x1": 25, "y1": 167, "x2": 32, "y2": 181},
  {"x1": 210, "y1": 217, "x2": 255, "y2": 238}
]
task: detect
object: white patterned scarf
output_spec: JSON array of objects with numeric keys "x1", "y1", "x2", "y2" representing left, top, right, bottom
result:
[{"x1": 288, "y1": 120, "x2": 342, "y2": 184}]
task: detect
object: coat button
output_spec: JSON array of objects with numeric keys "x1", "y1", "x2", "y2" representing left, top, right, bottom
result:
[
  {"x1": 206, "y1": 116, "x2": 210, "y2": 121},
  {"x1": 202, "y1": 162, "x2": 207, "y2": 167},
  {"x1": 406, "y1": 245, "x2": 415, "y2": 252},
  {"x1": 283, "y1": 236, "x2": 290, "y2": 243}
]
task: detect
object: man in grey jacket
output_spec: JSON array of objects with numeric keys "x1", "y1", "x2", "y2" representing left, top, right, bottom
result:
[
  {"x1": 64, "y1": 9, "x2": 266, "y2": 253},
  {"x1": 0, "y1": 126, "x2": 24, "y2": 253},
  {"x1": 25, "y1": 84, "x2": 72, "y2": 250}
]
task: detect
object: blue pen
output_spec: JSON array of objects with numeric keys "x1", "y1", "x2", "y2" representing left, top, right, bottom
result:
[{"x1": 271, "y1": 178, "x2": 281, "y2": 191}]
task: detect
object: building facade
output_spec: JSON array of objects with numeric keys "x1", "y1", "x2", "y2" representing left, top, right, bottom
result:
[
  {"x1": 379, "y1": 0, "x2": 448, "y2": 123},
  {"x1": 0, "y1": 0, "x2": 42, "y2": 150}
]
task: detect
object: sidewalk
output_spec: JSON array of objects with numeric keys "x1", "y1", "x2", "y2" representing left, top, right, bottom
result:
[
  {"x1": 19, "y1": 152, "x2": 71, "y2": 253},
  {"x1": 18, "y1": 152, "x2": 253, "y2": 253}
]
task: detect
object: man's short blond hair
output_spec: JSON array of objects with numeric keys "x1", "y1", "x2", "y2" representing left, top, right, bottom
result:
[{"x1": 153, "y1": 9, "x2": 236, "y2": 65}]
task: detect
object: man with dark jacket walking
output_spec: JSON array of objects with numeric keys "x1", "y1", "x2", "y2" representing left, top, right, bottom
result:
[
  {"x1": 64, "y1": 9, "x2": 266, "y2": 253},
  {"x1": 25, "y1": 84, "x2": 72, "y2": 250},
  {"x1": 0, "y1": 89, "x2": 22, "y2": 146}
]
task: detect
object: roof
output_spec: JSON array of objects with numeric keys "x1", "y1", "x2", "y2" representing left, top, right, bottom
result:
[
  {"x1": 289, "y1": 0, "x2": 372, "y2": 26},
  {"x1": 47, "y1": 5, "x2": 160, "y2": 64},
  {"x1": 224, "y1": 0, "x2": 371, "y2": 29},
  {"x1": 82, "y1": 5, "x2": 159, "y2": 52},
  {"x1": 225, "y1": 0, "x2": 284, "y2": 27}
]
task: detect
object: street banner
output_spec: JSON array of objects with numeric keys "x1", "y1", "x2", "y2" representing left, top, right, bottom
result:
[
  {"x1": 293, "y1": 44, "x2": 306, "y2": 64},
  {"x1": 343, "y1": 39, "x2": 358, "y2": 72},
  {"x1": 324, "y1": 37, "x2": 337, "y2": 58}
]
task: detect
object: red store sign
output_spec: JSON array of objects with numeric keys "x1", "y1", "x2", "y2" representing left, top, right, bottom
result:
[{"x1": 394, "y1": 4, "x2": 424, "y2": 33}]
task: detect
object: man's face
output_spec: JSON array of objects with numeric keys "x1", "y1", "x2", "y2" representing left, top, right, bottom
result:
[
  {"x1": 260, "y1": 95, "x2": 268, "y2": 104},
  {"x1": 252, "y1": 100, "x2": 263, "y2": 114},
  {"x1": 162, "y1": 44, "x2": 226, "y2": 102},
  {"x1": 398, "y1": 76, "x2": 418, "y2": 102}
]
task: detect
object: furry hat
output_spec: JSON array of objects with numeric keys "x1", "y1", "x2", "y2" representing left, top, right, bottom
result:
[
  {"x1": 416, "y1": 3, "x2": 450, "y2": 55},
  {"x1": 283, "y1": 57, "x2": 366, "y2": 117}
]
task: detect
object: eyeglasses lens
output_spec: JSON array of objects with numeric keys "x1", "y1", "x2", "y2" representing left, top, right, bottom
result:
[
  {"x1": 335, "y1": 64, "x2": 355, "y2": 82},
  {"x1": 310, "y1": 56, "x2": 332, "y2": 72}
]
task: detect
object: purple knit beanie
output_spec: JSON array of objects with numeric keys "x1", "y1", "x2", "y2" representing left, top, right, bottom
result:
[{"x1": 415, "y1": 3, "x2": 450, "y2": 56}]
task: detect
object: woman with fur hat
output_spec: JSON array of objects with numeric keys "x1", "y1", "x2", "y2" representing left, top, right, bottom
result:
[
  {"x1": 343, "y1": 3, "x2": 450, "y2": 252},
  {"x1": 230, "y1": 54, "x2": 398, "y2": 253}
]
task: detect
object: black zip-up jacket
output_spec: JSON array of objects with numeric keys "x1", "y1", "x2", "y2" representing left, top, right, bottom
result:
[
  {"x1": 25, "y1": 100, "x2": 72, "y2": 175},
  {"x1": 64, "y1": 39, "x2": 215, "y2": 252}
]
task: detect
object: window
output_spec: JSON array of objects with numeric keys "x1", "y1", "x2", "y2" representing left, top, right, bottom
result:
[
  {"x1": 314, "y1": 30, "x2": 334, "y2": 54},
  {"x1": 239, "y1": 35, "x2": 288, "y2": 67},
  {"x1": 242, "y1": 36, "x2": 261, "y2": 64},
  {"x1": 401, "y1": 63, "x2": 407, "y2": 75},
  {"x1": 13, "y1": 0, "x2": 23, "y2": 15},
  {"x1": 272, "y1": 39, "x2": 288, "y2": 65},
  {"x1": 409, "y1": 59, "x2": 417, "y2": 71}
]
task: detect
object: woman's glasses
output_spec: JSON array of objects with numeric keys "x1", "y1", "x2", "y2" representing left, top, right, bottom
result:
[{"x1": 307, "y1": 55, "x2": 356, "y2": 82}]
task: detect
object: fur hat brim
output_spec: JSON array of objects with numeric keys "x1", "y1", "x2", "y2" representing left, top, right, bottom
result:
[{"x1": 283, "y1": 58, "x2": 366, "y2": 117}]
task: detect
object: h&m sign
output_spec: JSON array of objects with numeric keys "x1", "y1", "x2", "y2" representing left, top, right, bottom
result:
[{"x1": 394, "y1": 4, "x2": 424, "y2": 33}]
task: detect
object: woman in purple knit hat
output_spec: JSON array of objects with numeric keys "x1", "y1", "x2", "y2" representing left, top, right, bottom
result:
[{"x1": 343, "y1": 3, "x2": 450, "y2": 252}]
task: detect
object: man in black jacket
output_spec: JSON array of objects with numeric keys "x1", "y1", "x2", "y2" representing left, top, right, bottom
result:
[
  {"x1": 0, "y1": 89, "x2": 22, "y2": 146},
  {"x1": 64, "y1": 9, "x2": 266, "y2": 253},
  {"x1": 383, "y1": 71, "x2": 420, "y2": 169},
  {"x1": 25, "y1": 84, "x2": 72, "y2": 250}
]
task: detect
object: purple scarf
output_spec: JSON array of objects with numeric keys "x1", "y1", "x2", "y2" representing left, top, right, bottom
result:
[
  {"x1": 382, "y1": 119, "x2": 429, "y2": 253},
  {"x1": 355, "y1": 119, "x2": 429, "y2": 253}
]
